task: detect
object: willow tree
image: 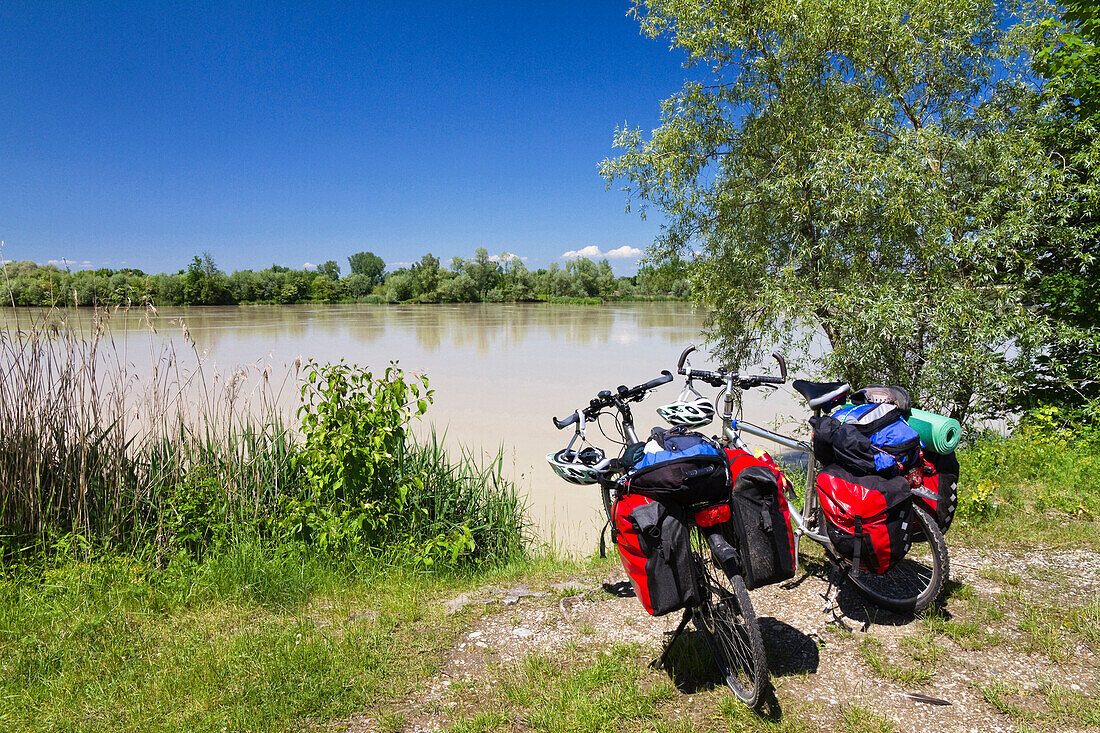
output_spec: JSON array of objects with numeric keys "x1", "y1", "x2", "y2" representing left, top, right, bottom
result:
[{"x1": 602, "y1": 0, "x2": 1064, "y2": 422}]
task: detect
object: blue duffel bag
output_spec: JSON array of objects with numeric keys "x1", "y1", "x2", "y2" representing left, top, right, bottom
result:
[{"x1": 810, "y1": 403, "x2": 922, "y2": 478}]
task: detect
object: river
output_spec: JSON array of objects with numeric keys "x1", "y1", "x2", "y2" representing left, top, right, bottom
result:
[{"x1": 1, "y1": 302, "x2": 807, "y2": 551}]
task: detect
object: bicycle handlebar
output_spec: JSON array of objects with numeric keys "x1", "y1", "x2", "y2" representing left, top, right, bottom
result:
[
  {"x1": 676, "y1": 346, "x2": 788, "y2": 389},
  {"x1": 552, "y1": 370, "x2": 673, "y2": 429}
]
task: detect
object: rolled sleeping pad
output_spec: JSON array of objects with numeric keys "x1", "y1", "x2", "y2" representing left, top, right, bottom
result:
[{"x1": 908, "y1": 408, "x2": 962, "y2": 454}]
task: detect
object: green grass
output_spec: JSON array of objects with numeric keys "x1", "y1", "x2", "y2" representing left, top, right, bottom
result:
[
  {"x1": 921, "y1": 612, "x2": 1001, "y2": 651},
  {"x1": 446, "y1": 642, "x2": 677, "y2": 732},
  {"x1": 956, "y1": 406, "x2": 1100, "y2": 548},
  {"x1": 977, "y1": 567, "x2": 1022, "y2": 586},
  {"x1": 838, "y1": 703, "x2": 895, "y2": 733},
  {"x1": 857, "y1": 637, "x2": 933, "y2": 686},
  {"x1": 977, "y1": 678, "x2": 1100, "y2": 728},
  {"x1": 0, "y1": 546, "x2": 484, "y2": 733}
]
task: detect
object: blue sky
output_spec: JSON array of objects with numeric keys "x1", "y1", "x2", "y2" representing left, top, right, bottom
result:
[{"x1": 0, "y1": 2, "x2": 691, "y2": 275}]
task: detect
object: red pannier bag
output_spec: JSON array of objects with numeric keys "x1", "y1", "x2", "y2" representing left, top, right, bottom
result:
[
  {"x1": 720, "y1": 449, "x2": 797, "y2": 590},
  {"x1": 908, "y1": 450, "x2": 959, "y2": 535},
  {"x1": 613, "y1": 493, "x2": 699, "y2": 616},
  {"x1": 816, "y1": 465, "x2": 913, "y2": 575}
]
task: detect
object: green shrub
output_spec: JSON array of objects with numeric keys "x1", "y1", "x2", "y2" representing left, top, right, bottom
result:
[
  {"x1": 959, "y1": 402, "x2": 1100, "y2": 529},
  {"x1": 284, "y1": 360, "x2": 431, "y2": 551}
]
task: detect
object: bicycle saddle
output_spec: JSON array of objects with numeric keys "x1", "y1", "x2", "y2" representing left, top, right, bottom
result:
[{"x1": 791, "y1": 379, "x2": 851, "y2": 411}]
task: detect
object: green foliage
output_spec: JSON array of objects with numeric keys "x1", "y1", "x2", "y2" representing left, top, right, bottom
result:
[
  {"x1": 395, "y1": 434, "x2": 528, "y2": 568},
  {"x1": 166, "y1": 464, "x2": 230, "y2": 559},
  {"x1": 959, "y1": 403, "x2": 1100, "y2": 534},
  {"x1": 5, "y1": 248, "x2": 684, "y2": 308},
  {"x1": 602, "y1": 0, "x2": 1069, "y2": 423},
  {"x1": 1019, "y1": 0, "x2": 1100, "y2": 411},
  {"x1": 288, "y1": 360, "x2": 432, "y2": 551},
  {"x1": 348, "y1": 250, "x2": 386, "y2": 285},
  {"x1": 1037, "y1": 0, "x2": 1100, "y2": 123},
  {"x1": 183, "y1": 252, "x2": 233, "y2": 305},
  {"x1": 1, "y1": 317, "x2": 528, "y2": 570}
]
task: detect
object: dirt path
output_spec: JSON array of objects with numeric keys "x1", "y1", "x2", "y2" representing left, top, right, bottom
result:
[{"x1": 347, "y1": 543, "x2": 1100, "y2": 732}]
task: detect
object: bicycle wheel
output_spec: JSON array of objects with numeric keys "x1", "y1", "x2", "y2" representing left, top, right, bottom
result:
[
  {"x1": 691, "y1": 531, "x2": 769, "y2": 707},
  {"x1": 845, "y1": 505, "x2": 949, "y2": 614}
]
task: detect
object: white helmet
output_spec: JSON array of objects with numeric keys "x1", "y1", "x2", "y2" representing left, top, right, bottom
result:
[
  {"x1": 546, "y1": 445, "x2": 607, "y2": 485},
  {"x1": 658, "y1": 384, "x2": 716, "y2": 428},
  {"x1": 546, "y1": 410, "x2": 608, "y2": 484}
]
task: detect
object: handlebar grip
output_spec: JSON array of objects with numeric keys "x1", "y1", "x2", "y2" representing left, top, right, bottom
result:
[
  {"x1": 677, "y1": 345, "x2": 696, "y2": 374},
  {"x1": 553, "y1": 413, "x2": 578, "y2": 430},
  {"x1": 640, "y1": 370, "x2": 674, "y2": 391},
  {"x1": 772, "y1": 352, "x2": 788, "y2": 381},
  {"x1": 758, "y1": 375, "x2": 785, "y2": 384}
]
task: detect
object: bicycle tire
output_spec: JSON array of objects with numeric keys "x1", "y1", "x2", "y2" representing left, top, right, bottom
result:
[
  {"x1": 691, "y1": 530, "x2": 769, "y2": 707},
  {"x1": 845, "y1": 505, "x2": 949, "y2": 614}
]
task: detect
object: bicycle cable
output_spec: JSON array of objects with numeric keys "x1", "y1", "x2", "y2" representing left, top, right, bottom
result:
[{"x1": 595, "y1": 410, "x2": 628, "y2": 447}]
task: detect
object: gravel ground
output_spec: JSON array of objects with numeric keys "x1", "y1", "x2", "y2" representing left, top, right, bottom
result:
[{"x1": 345, "y1": 542, "x2": 1100, "y2": 733}]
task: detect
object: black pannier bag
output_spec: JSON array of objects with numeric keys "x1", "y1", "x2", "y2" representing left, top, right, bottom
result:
[
  {"x1": 613, "y1": 493, "x2": 699, "y2": 616},
  {"x1": 626, "y1": 426, "x2": 731, "y2": 504},
  {"x1": 816, "y1": 464, "x2": 913, "y2": 575},
  {"x1": 721, "y1": 450, "x2": 797, "y2": 590},
  {"x1": 810, "y1": 403, "x2": 922, "y2": 478},
  {"x1": 912, "y1": 449, "x2": 959, "y2": 534}
]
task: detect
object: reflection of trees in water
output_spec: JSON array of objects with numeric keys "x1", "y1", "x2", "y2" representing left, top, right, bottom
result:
[
  {"x1": 154, "y1": 305, "x2": 391, "y2": 354},
  {"x1": 7, "y1": 303, "x2": 707, "y2": 357}
]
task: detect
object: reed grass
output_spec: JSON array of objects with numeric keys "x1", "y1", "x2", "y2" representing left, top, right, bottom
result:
[
  {"x1": 0, "y1": 304, "x2": 528, "y2": 567},
  {"x1": 396, "y1": 431, "x2": 530, "y2": 566}
]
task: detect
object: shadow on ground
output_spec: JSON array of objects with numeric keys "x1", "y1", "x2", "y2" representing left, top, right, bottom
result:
[{"x1": 759, "y1": 617, "x2": 820, "y2": 676}]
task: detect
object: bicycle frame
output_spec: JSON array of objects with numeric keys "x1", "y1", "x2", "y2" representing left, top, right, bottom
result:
[{"x1": 713, "y1": 377, "x2": 831, "y2": 559}]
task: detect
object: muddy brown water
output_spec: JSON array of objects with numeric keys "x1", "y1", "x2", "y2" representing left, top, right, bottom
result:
[{"x1": 2, "y1": 303, "x2": 810, "y2": 551}]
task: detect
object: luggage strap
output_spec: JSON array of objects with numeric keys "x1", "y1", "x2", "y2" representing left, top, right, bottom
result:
[{"x1": 852, "y1": 516, "x2": 863, "y2": 578}]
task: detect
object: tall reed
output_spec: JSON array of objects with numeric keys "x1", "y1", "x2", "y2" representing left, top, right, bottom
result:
[
  {"x1": 0, "y1": 305, "x2": 301, "y2": 558},
  {"x1": 0, "y1": 305, "x2": 528, "y2": 567},
  {"x1": 397, "y1": 430, "x2": 530, "y2": 566}
]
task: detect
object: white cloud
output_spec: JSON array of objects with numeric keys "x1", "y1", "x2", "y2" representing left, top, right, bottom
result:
[
  {"x1": 561, "y1": 245, "x2": 643, "y2": 260},
  {"x1": 561, "y1": 245, "x2": 604, "y2": 259},
  {"x1": 302, "y1": 262, "x2": 316, "y2": 270},
  {"x1": 488, "y1": 252, "x2": 527, "y2": 263}
]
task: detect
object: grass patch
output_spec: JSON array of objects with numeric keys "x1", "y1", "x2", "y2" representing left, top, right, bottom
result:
[
  {"x1": 977, "y1": 567, "x2": 1022, "y2": 586},
  {"x1": 978, "y1": 680, "x2": 1043, "y2": 721},
  {"x1": 977, "y1": 678, "x2": 1100, "y2": 728},
  {"x1": 0, "y1": 548, "x2": 478, "y2": 733},
  {"x1": 446, "y1": 642, "x2": 676, "y2": 732},
  {"x1": 956, "y1": 407, "x2": 1100, "y2": 548},
  {"x1": 838, "y1": 702, "x2": 895, "y2": 733},
  {"x1": 922, "y1": 613, "x2": 1001, "y2": 651},
  {"x1": 857, "y1": 637, "x2": 933, "y2": 686}
]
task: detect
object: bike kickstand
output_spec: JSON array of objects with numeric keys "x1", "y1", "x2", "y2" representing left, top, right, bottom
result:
[{"x1": 651, "y1": 607, "x2": 692, "y2": 671}]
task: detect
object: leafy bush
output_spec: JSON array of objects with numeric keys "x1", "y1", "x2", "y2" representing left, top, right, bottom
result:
[
  {"x1": 960, "y1": 403, "x2": 1100, "y2": 526},
  {"x1": 285, "y1": 360, "x2": 431, "y2": 551}
]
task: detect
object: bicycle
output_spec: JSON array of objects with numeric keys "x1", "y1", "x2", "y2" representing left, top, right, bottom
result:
[
  {"x1": 674, "y1": 345, "x2": 949, "y2": 614},
  {"x1": 549, "y1": 371, "x2": 770, "y2": 707}
]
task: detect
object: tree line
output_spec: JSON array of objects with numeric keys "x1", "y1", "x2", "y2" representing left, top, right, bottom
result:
[{"x1": 1, "y1": 247, "x2": 689, "y2": 307}]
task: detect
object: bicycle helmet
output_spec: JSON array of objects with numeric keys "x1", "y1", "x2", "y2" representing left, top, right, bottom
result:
[
  {"x1": 547, "y1": 410, "x2": 608, "y2": 485},
  {"x1": 657, "y1": 384, "x2": 716, "y2": 428},
  {"x1": 546, "y1": 445, "x2": 607, "y2": 485}
]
